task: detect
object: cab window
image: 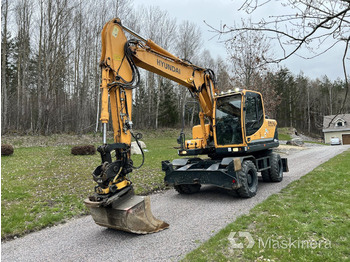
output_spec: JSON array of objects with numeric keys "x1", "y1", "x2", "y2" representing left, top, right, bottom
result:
[
  {"x1": 245, "y1": 92, "x2": 264, "y2": 136},
  {"x1": 215, "y1": 94, "x2": 243, "y2": 145}
]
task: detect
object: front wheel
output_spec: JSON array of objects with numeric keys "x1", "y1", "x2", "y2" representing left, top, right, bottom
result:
[{"x1": 236, "y1": 160, "x2": 258, "y2": 198}]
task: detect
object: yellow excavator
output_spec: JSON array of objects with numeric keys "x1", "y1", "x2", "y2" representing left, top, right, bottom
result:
[{"x1": 84, "y1": 18, "x2": 288, "y2": 234}]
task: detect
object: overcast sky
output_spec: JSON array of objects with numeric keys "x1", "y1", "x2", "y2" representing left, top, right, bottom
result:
[{"x1": 132, "y1": 0, "x2": 347, "y2": 81}]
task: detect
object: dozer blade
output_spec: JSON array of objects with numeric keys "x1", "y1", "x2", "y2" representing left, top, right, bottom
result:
[{"x1": 84, "y1": 193, "x2": 169, "y2": 234}]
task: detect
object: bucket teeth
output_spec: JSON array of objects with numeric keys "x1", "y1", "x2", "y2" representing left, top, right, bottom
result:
[{"x1": 84, "y1": 192, "x2": 169, "y2": 234}]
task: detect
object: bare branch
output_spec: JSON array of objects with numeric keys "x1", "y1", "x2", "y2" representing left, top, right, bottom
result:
[{"x1": 340, "y1": 36, "x2": 349, "y2": 113}]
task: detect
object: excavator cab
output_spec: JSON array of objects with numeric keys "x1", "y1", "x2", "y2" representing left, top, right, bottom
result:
[
  {"x1": 215, "y1": 90, "x2": 266, "y2": 147},
  {"x1": 179, "y1": 90, "x2": 277, "y2": 157}
]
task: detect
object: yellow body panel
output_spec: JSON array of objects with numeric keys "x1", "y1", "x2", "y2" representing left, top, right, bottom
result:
[
  {"x1": 246, "y1": 119, "x2": 277, "y2": 143},
  {"x1": 186, "y1": 139, "x2": 205, "y2": 149},
  {"x1": 185, "y1": 124, "x2": 211, "y2": 150},
  {"x1": 192, "y1": 124, "x2": 210, "y2": 139}
]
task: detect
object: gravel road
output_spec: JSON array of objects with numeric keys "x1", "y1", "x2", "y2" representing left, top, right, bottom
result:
[{"x1": 2, "y1": 145, "x2": 349, "y2": 262}]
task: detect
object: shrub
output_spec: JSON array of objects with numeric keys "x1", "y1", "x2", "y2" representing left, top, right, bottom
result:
[
  {"x1": 71, "y1": 145, "x2": 96, "y2": 155},
  {"x1": 1, "y1": 144, "x2": 14, "y2": 156}
]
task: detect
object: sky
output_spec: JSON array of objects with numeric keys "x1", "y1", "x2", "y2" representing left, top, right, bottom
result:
[{"x1": 132, "y1": 0, "x2": 347, "y2": 81}]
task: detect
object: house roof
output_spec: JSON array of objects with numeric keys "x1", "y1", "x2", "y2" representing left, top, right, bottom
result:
[{"x1": 323, "y1": 114, "x2": 350, "y2": 133}]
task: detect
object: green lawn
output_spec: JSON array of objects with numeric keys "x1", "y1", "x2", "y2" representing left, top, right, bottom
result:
[
  {"x1": 1, "y1": 129, "x2": 182, "y2": 239},
  {"x1": 183, "y1": 149, "x2": 350, "y2": 262},
  {"x1": 278, "y1": 133, "x2": 292, "y2": 141},
  {"x1": 278, "y1": 127, "x2": 292, "y2": 141}
]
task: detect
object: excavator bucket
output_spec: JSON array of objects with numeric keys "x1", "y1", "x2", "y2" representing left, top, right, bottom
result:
[{"x1": 84, "y1": 192, "x2": 169, "y2": 234}]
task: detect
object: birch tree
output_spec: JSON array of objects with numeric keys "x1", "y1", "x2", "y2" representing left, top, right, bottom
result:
[
  {"x1": 176, "y1": 20, "x2": 202, "y2": 127},
  {"x1": 1, "y1": 0, "x2": 10, "y2": 133}
]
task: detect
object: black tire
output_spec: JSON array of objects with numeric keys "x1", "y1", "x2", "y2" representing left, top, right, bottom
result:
[
  {"x1": 174, "y1": 184, "x2": 201, "y2": 194},
  {"x1": 225, "y1": 189, "x2": 239, "y2": 197},
  {"x1": 269, "y1": 153, "x2": 283, "y2": 182},
  {"x1": 236, "y1": 160, "x2": 258, "y2": 198},
  {"x1": 261, "y1": 169, "x2": 271, "y2": 182},
  {"x1": 261, "y1": 153, "x2": 283, "y2": 182}
]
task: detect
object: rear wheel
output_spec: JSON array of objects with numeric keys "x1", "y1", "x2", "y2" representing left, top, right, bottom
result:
[
  {"x1": 236, "y1": 160, "x2": 258, "y2": 198},
  {"x1": 174, "y1": 184, "x2": 201, "y2": 194},
  {"x1": 269, "y1": 153, "x2": 283, "y2": 182},
  {"x1": 261, "y1": 153, "x2": 283, "y2": 182},
  {"x1": 261, "y1": 169, "x2": 271, "y2": 182}
]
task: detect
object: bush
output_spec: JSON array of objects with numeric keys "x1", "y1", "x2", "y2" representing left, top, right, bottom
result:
[
  {"x1": 71, "y1": 145, "x2": 96, "y2": 155},
  {"x1": 1, "y1": 144, "x2": 14, "y2": 156}
]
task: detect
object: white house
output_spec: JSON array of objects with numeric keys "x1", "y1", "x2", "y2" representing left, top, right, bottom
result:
[{"x1": 322, "y1": 114, "x2": 350, "y2": 145}]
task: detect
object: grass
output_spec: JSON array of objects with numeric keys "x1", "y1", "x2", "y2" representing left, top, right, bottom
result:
[
  {"x1": 1, "y1": 146, "x2": 100, "y2": 238},
  {"x1": 182, "y1": 149, "x2": 350, "y2": 262},
  {"x1": 1, "y1": 129, "x2": 184, "y2": 239},
  {"x1": 278, "y1": 133, "x2": 292, "y2": 141},
  {"x1": 278, "y1": 127, "x2": 292, "y2": 141},
  {"x1": 130, "y1": 129, "x2": 184, "y2": 194}
]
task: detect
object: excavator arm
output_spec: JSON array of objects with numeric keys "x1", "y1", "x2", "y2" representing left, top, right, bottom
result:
[
  {"x1": 99, "y1": 18, "x2": 217, "y2": 148},
  {"x1": 84, "y1": 18, "x2": 218, "y2": 234}
]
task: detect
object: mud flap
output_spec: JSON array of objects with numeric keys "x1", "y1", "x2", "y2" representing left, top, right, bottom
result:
[{"x1": 84, "y1": 194, "x2": 169, "y2": 234}]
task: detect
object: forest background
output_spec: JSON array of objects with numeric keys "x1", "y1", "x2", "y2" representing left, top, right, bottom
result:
[{"x1": 2, "y1": 0, "x2": 349, "y2": 137}]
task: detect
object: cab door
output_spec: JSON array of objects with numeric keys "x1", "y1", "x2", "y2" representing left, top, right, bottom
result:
[{"x1": 244, "y1": 91, "x2": 264, "y2": 139}]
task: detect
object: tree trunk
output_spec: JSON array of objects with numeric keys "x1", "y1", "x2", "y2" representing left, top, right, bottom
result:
[
  {"x1": 307, "y1": 85, "x2": 311, "y2": 134},
  {"x1": 289, "y1": 90, "x2": 293, "y2": 128},
  {"x1": 329, "y1": 85, "x2": 333, "y2": 115},
  {"x1": 155, "y1": 75, "x2": 163, "y2": 129},
  {"x1": 1, "y1": 0, "x2": 9, "y2": 134}
]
